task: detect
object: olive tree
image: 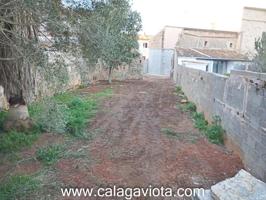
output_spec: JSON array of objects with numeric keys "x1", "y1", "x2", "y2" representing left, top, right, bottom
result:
[{"x1": 77, "y1": 0, "x2": 142, "y2": 83}]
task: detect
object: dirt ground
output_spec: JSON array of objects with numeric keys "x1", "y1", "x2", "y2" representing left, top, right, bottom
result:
[{"x1": 0, "y1": 76, "x2": 243, "y2": 199}]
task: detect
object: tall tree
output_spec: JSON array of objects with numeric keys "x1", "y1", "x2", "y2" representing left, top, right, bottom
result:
[
  {"x1": 254, "y1": 32, "x2": 266, "y2": 73},
  {"x1": 77, "y1": 0, "x2": 142, "y2": 83},
  {"x1": 0, "y1": 0, "x2": 72, "y2": 103}
]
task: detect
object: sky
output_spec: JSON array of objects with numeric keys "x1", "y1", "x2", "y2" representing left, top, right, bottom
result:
[{"x1": 132, "y1": 0, "x2": 266, "y2": 35}]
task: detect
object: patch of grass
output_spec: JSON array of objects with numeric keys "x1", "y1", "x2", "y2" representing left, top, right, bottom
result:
[
  {"x1": 0, "y1": 129, "x2": 40, "y2": 153},
  {"x1": 36, "y1": 144, "x2": 63, "y2": 165},
  {"x1": 66, "y1": 97, "x2": 97, "y2": 137},
  {"x1": 0, "y1": 111, "x2": 8, "y2": 132},
  {"x1": 29, "y1": 88, "x2": 112, "y2": 137},
  {"x1": 182, "y1": 102, "x2": 197, "y2": 112},
  {"x1": 176, "y1": 86, "x2": 182, "y2": 94},
  {"x1": 192, "y1": 112, "x2": 208, "y2": 131},
  {"x1": 0, "y1": 175, "x2": 39, "y2": 200},
  {"x1": 161, "y1": 128, "x2": 181, "y2": 138}
]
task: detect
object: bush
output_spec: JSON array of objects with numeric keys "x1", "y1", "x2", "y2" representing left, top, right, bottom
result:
[
  {"x1": 0, "y1": 175, "x2": 39, "y2": 200},
  {"x1": 36, "y1": 144, "x2": 63, "y2": 165},
  {"x1": 30, "y1": 98, "x2": 68, "y2": 134}
]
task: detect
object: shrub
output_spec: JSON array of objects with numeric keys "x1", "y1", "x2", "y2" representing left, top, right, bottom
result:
[
  {"x1": 30, "y1": 98, "x2": 68, "y2": 134},
  {"x1": 36, "y1": 144, "x2": 63, "y2": 165},
  {"x1": 0, "y1": 175, "x2": 39, "y2": 200}
]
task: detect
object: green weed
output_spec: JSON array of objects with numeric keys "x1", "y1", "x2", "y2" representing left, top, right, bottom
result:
[
  {"x1": 0, "y1": 129, "x2": 40, "y2": 153},
  {"x1": 175, "y1": 86, "x2": 182, "y2": 94},
  {"x1": 0, "y1": 175, "x2": 39, "y2": 200},
  {"x1": 192, "y1": 112, "x2": 208, "y2": 131},
  {"x1": 182, "y1": 102, "x2": 197, "y2": 112},
  {"x1": 205, "y1": 116, "x2": 224, "y2": 144},
  {"x1": 36, "y1": 144, "x2": 63, "y2": 165},
  {"x1": 30, "y1": 88, "x2": 112, "y2": 137}
]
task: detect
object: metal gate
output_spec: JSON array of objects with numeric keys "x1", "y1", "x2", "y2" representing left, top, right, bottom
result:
[{"x1": 145, "y1": 49, "x2": 174, "y2": 76}]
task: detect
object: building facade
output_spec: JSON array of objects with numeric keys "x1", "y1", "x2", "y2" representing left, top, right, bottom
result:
[{"x1": 240, "y1": 7, "x2": 266, "y2": 58}]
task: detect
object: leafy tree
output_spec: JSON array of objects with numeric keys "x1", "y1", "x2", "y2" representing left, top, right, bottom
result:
[
  {"x1": 77, "y1": 0, "x2": 142, "y2": 83},
  {"x1": 254, "y1": 32, "x2": 266, "y2": 73}
]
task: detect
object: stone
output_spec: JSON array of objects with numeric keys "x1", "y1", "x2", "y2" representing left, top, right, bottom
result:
[
  {"x1": 193, "y1": 189, "x2": 212, "y2": 200},
  {"x1": 181, "y1": 99, "x2": 188, "y2": 104},
  {"x1": 211, "y1": 169, "x2": 266, "y2": 200},
  {"x1": 0, "y1": 86, "x2": 8, "y2": 110},
  {"x1": 3, "y1": 105, "x2": 34, "y2": 132}
]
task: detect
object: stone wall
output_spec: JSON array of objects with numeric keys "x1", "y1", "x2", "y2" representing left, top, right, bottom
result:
[
  {"x1": 174, "y1": 65, "x2": 266, "y2": 181},
  {"x1": 0, "y1": 52, "x2": 143, "y2": 107}
]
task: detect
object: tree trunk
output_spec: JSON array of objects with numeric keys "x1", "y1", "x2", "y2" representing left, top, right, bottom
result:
[{"x1": 108, "y1": 67, "x2": 112, "y2": 84}]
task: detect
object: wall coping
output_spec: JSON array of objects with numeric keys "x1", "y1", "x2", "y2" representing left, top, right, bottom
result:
[{"x1": 231, "y1": 70, "x2": 266, "y2": 81}]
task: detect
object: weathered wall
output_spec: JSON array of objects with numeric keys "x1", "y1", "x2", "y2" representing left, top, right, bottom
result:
[
  {"x1": 34, "y1": 54, "x2": 143, "y2": 102},
  {"x1": 178, "y1": 29, "x2": 239, "y2": 49},
  {"x1": 240, "y1": 7, "x2": 266, "y2": 58},
  {"x1": 0, "y1": 51, "x2": 143, "y2": 107},
  {"x1": 174, "y1": 65, "x2": 266, "y2": 182},
  {"x1": 149, "y1": 30, "x2": 164, "y2": 49},
  {"x1": 149, "y1": 26, "x2": 183, "y2": 49}
]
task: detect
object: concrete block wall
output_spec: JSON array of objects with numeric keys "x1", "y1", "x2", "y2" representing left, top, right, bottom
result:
[{"x1": 174, "y1": 65, "x2": 266, "y2": 182}]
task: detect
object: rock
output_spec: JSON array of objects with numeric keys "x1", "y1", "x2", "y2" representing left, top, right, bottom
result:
[
  {"x1": 0, "y1": 86, "x2": 9, "y2": 110},
  {"x1": 193, "y1": 189, "x2": 212, "y2": 200},
  {"x1": 211, "y1": 169, "x2": 266, "y2": 200},
  {"x1": 3, "y1": 105, "x2": 34, "y2": 132},
  {"x1": 181, "y1": 99, "x2": 188, "y2": 104}
]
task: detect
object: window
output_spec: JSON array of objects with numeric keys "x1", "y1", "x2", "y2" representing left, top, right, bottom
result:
[
  {"x1": 204, "y1": 41, "x2": 208, "y2": 47},
  {"x1": 143, "y1": 42, "x2": 148, "y2": 48}
]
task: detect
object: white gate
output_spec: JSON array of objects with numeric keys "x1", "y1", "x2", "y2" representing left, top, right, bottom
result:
[{"x1": 146, "y1": 49, "x2": 174, "y2": 76}]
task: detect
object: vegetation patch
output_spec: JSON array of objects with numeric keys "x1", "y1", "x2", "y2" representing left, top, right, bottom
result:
[
  {"x1": 0, "y1": 175, "x2": 39, "y2": 200},
  {"x1": 36, "y1": 144, "x2": 63, "y2": 166},
  {"x1": 29, "y1": 88, "x2": 112, "y2": 137},
  {"x1": 0, "y1": 111, "x2": 8, "y2": 132},
  {"x1": 176, "y1": 86, "x2": 224, "y2": 145},
  {"x1": 205, "y1": 117, "x2": 224, "y2": 145},
  {"x1": 192, "y1": 112, "x2": 208, "y2": 131},
  {"x1": 161, "y1": 128, "x2": 181, "y2": 139},
  {"x1": 0, "y1": 129, "x2": 40, "y2": 153},
  {"x1": 182, "y1": 102, "x2": 197, "y2": 112}
]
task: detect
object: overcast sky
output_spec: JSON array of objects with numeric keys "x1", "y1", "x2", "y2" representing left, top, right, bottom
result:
[{"x1": 132, "y1": 0, "x2": 266, "y2": 35}]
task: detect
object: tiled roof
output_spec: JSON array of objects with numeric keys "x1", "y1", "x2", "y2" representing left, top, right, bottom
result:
[
  {"x1": 176, "y1": 48, "x2": 249, "y2": 61},
  {"x1": 176, "y1": 48, "x2": 208, "y2": 58}
]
